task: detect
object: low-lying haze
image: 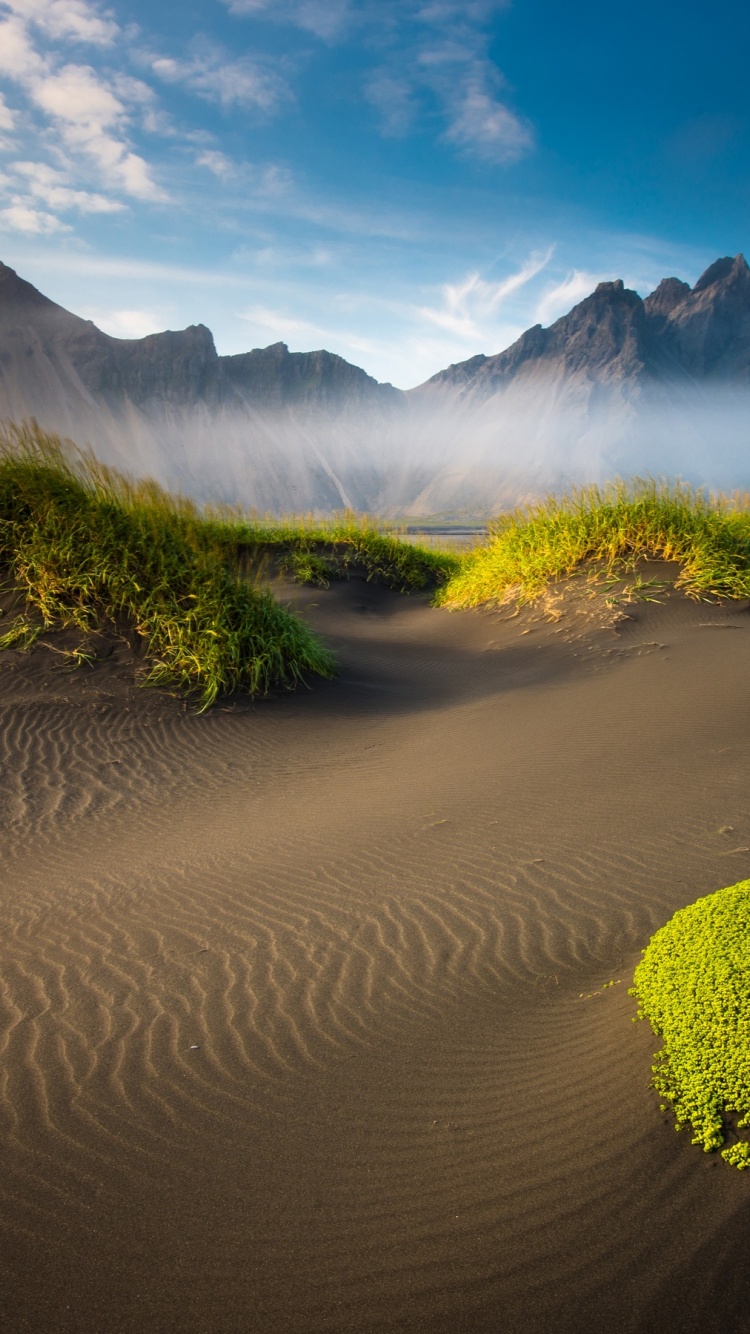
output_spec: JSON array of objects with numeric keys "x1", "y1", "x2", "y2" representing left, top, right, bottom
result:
[{"x1": 3, "y1": 253, "x2": 750, "y2": 517}]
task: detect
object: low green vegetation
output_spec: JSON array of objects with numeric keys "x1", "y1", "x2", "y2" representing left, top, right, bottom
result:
[
  {"x1": 436, "y1": 478, "x2": 750, "y2": 608},
  {"x1": 0, "y1": 422, "x2": 455, "y2": 708},
  {"x1": 631, "y1": 881, "x2": 750, "y2": 1169},
  {"x1": 4, "y1": 426, "x2": 750, "y2": 708}
]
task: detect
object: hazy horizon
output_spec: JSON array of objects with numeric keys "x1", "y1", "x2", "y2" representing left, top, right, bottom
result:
[{"x1": 17, "y1": 381, "x2": 748, "y2": 521}]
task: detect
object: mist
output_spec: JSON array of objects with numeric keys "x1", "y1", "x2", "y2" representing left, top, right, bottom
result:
[{"x1": 42, "y1": 379, "x2": 750, "y2": 520}]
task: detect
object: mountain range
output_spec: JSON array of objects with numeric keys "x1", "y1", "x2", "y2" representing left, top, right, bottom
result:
[{"x1": 1, "y1": 255, "x2": 749, "y2": 515}]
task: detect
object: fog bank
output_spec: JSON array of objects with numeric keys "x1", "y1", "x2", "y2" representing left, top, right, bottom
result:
[{"x1": 24, "y1": 380, "x2": 750, "y2": 518}]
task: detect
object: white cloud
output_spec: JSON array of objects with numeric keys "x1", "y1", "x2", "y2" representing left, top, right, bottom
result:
[
  {"x1": 0, "y1": 9, "x2": 165, "y2": 205},
  {"x1": 239, "y1": 304, "x2": 328, "y2": 343},
  {"x1": 0, "y1": 91, "x2": 16, "y2": 130},
  {"x1": 34, "y1": 61, "x2": 120, "y2": 122},
  {"x1": 365, "y1": 72, "x2": 415, "y2": 136},
  {"x1": 0, "y1": 201, "x2": 70, "y2": 232},
  {"x1": 82, "y1": 307, "x2": 165, "y2": 338},
  {"x1": 0, "y1": 14, "x2": 46, "y2": 78},
  {"x1": 535, "y1": 271, "x2": 601, "y2": 326},
  {"x1": 152, "y1": 49, "x2": 288, "y2": 112},
  {"x1": 419, "y1": 250, "x2": 553, "y2": 339},
  {"x1": 221, "y1": 0, "x2": 350, "y2": 40},
  {"x1": 238, "y1": 302, "x2": 385, "y2": 363},
  {"x1": 443, "y1": 80, "x2": 533, "y2": 163},
  {"x1": 361, "y1": 7, "x2": 534, "y2": 167},
  {"x1": 12, "y1": 159, "x2": 125, "y2": 212},
  {"x1": 25, "y1": 63, "x2": 165, "y2": 200},
  {"x1": 1, "y1": 0, "x2": 119, "y2": 45},
  {"x1": 194, "y1": 152, "x2": 293, "y2": 200},
  {"x1": 196, "y1": 149, "x2": 237, "y2": 181},
  {"x1": 416, "y1": 3, "x2": 510, "y2": 22}
]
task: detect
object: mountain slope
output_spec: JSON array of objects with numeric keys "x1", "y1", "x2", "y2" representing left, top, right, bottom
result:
[
  {"x1": 0, "y1": 261, "x2": 403, "y2": 511},
  {"x1": 417, "y1": 254, "x2": 750, "y2": 403},
  {"x1": 1, "y1": 256, "x2": 749, "y2": 514}
]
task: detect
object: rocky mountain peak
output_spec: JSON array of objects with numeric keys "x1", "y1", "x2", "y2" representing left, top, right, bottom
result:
[
  {"x1": 692, "y1": 253, "x2": 749, "y2": 294},
  {"x1": 594, "y1": 279, "x2": 625, "y2": 295},
  {"x1": 643, "y1": 277, "x2": 691, "y2": 319}
]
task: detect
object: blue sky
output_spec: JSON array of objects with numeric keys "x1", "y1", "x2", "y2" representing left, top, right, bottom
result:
[{"x1": 0, "y1": 0, "x2": 747, "y2": 388}]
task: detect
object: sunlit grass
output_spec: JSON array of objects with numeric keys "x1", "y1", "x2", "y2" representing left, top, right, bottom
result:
[
  {"x1": 0, "y1": 421, "x2": 457, "y2": 708},
  {"x1": 437, "y1": 478, "x2": 750, "y2": 608},
  {"x1": 4, "y1": 424, "x2": 750, "y2": 709},
  {"x1": 0, "y1": 422, "x2": 338, "y2": 710}
]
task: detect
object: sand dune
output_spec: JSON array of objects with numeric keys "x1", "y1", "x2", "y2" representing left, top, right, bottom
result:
[{"x1": 1, "y1": 574, "x2": 750, "y2": 1331}]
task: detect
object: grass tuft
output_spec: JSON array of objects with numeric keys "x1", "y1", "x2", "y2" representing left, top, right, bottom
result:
[
  {"x1": 0, "y1": 421, "x2": 337, "y2": 709},
  {"x1": 630, "y1": 881, "x2": 750, "y2": 1168},
  {"x1": 7, "y1": 426, "x2": 749, "y2": 709},
  {"x1": 0, "y1": 421, "x2": 458, "y2": 708},
  {"x1": 437, "y1": 478, "x2": 750, "y2": 608}
]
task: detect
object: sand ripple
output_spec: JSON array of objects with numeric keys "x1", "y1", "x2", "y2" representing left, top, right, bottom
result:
[{"x1": 2, "y1": 582, "x2": 750, "y2": 1330}]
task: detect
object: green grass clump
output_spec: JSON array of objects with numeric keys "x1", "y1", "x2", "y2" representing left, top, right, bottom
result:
[
  {"x1": 229, "y1": 513, "x2": 460, "y2": 592},
  {"x1": 0, "y1": 422, "x2": 336, "y2": 709},
  {"x1": 631, "y1": 881, "x2": 750, "y2": 1168},
  {"x1": 438, "y1": 478, "x2": 750, "y2": 608}
]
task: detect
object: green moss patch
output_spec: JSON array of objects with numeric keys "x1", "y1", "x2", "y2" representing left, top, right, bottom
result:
[{"x1": 631, "y1": 881, "x2": 750, "y2": 1168}]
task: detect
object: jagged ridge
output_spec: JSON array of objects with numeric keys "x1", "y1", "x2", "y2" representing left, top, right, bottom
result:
[
  {"x1": 2, "y1": 254, "x2": 750, "y2": 514},
  {"x1": 418, "y1": 254, "x2": 750, "y2": 400}
]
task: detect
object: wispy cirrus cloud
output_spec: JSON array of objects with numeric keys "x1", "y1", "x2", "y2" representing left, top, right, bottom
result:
[
  {"x1": 535, "y1": 271, "x2": 603, "y2": 326},
  {"x1": 419, "y1": 249, "x2": 553, "y2": 340},
  {"x1": 220, "y1": 0, "x2": 351, "y2": 41},
  {"x1": 151, "y1": 44, "x2": 289, "y2": 113},
  {"x1": 369, "y1": 4, "x2": 532, "y2": 164},
  {"x1": 442, "y1": 75, "x2": 533, "y2": 163},
  {"x1": 221, "y1": 0, "x2": 532, "y2": 164}
]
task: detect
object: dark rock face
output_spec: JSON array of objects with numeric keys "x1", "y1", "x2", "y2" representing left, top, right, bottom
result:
[
  {"x1": 418, "y1": 254, "x2": 750, "y2": 403},
  {"x1": 223, "y1": 342, "x2": 399, "y2": 409},
  {"x1": 0, "y1": 261, "x2": 400, "y2": 417},
  {"x1": 643, "y1": 277, "x2": 691, "y2": 319},
  {"x1": 1, "y1": 254, "x2": 750, "y2": 514}
]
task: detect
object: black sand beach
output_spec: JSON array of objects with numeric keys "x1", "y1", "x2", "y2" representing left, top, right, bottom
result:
[{"x1": 1, "y1": 574, "x2": 750, "y2": 1331}]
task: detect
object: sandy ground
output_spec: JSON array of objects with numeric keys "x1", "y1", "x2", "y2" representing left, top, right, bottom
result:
[{"x1": 1, "y1": 568, "x2": 750, "y2": 1332}]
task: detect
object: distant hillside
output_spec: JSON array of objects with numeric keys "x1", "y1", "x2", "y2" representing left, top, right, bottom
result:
[
  {"x1": 0, "y1": 260, "x2": 400, "y2": 413},
  {"x1": 1, "y1": 256, "x2": 749, "y2": 514}
]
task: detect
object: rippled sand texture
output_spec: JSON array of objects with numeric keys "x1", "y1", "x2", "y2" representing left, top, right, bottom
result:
[{"x1": 2, "y1": 576, "x2": 750, "y2": 1332}]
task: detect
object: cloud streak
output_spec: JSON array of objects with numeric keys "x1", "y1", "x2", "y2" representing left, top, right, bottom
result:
[
  {"x1": 535, "y1": 271, "x2": 603, "y2": 326},
  {"x1": 419, "y1": 249, "x2": 554, "y2": 340},
  {"x1": 220, "y1": 0, "x2": 351, "y2": 41},
  {"x1": 152, "y1": 45, "x2": 289, "y2": 113},
  {"x1": 223, "y1": 0, "x2": 533, "y2": 164}
]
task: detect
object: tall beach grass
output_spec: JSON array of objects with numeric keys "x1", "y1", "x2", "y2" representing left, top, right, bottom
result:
[
  {"x1": 0, "y1": 422, "x2": 456, "y2": 708},
  {"x1": 0, "y1": 422, "x2": 338, "y2": 709},
  {"x1": 3, "y1": 424, "x2": 750, "y2": 709},
  {"x1": 437, "y1": 478, "x2": 750, "y2": 608}
]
